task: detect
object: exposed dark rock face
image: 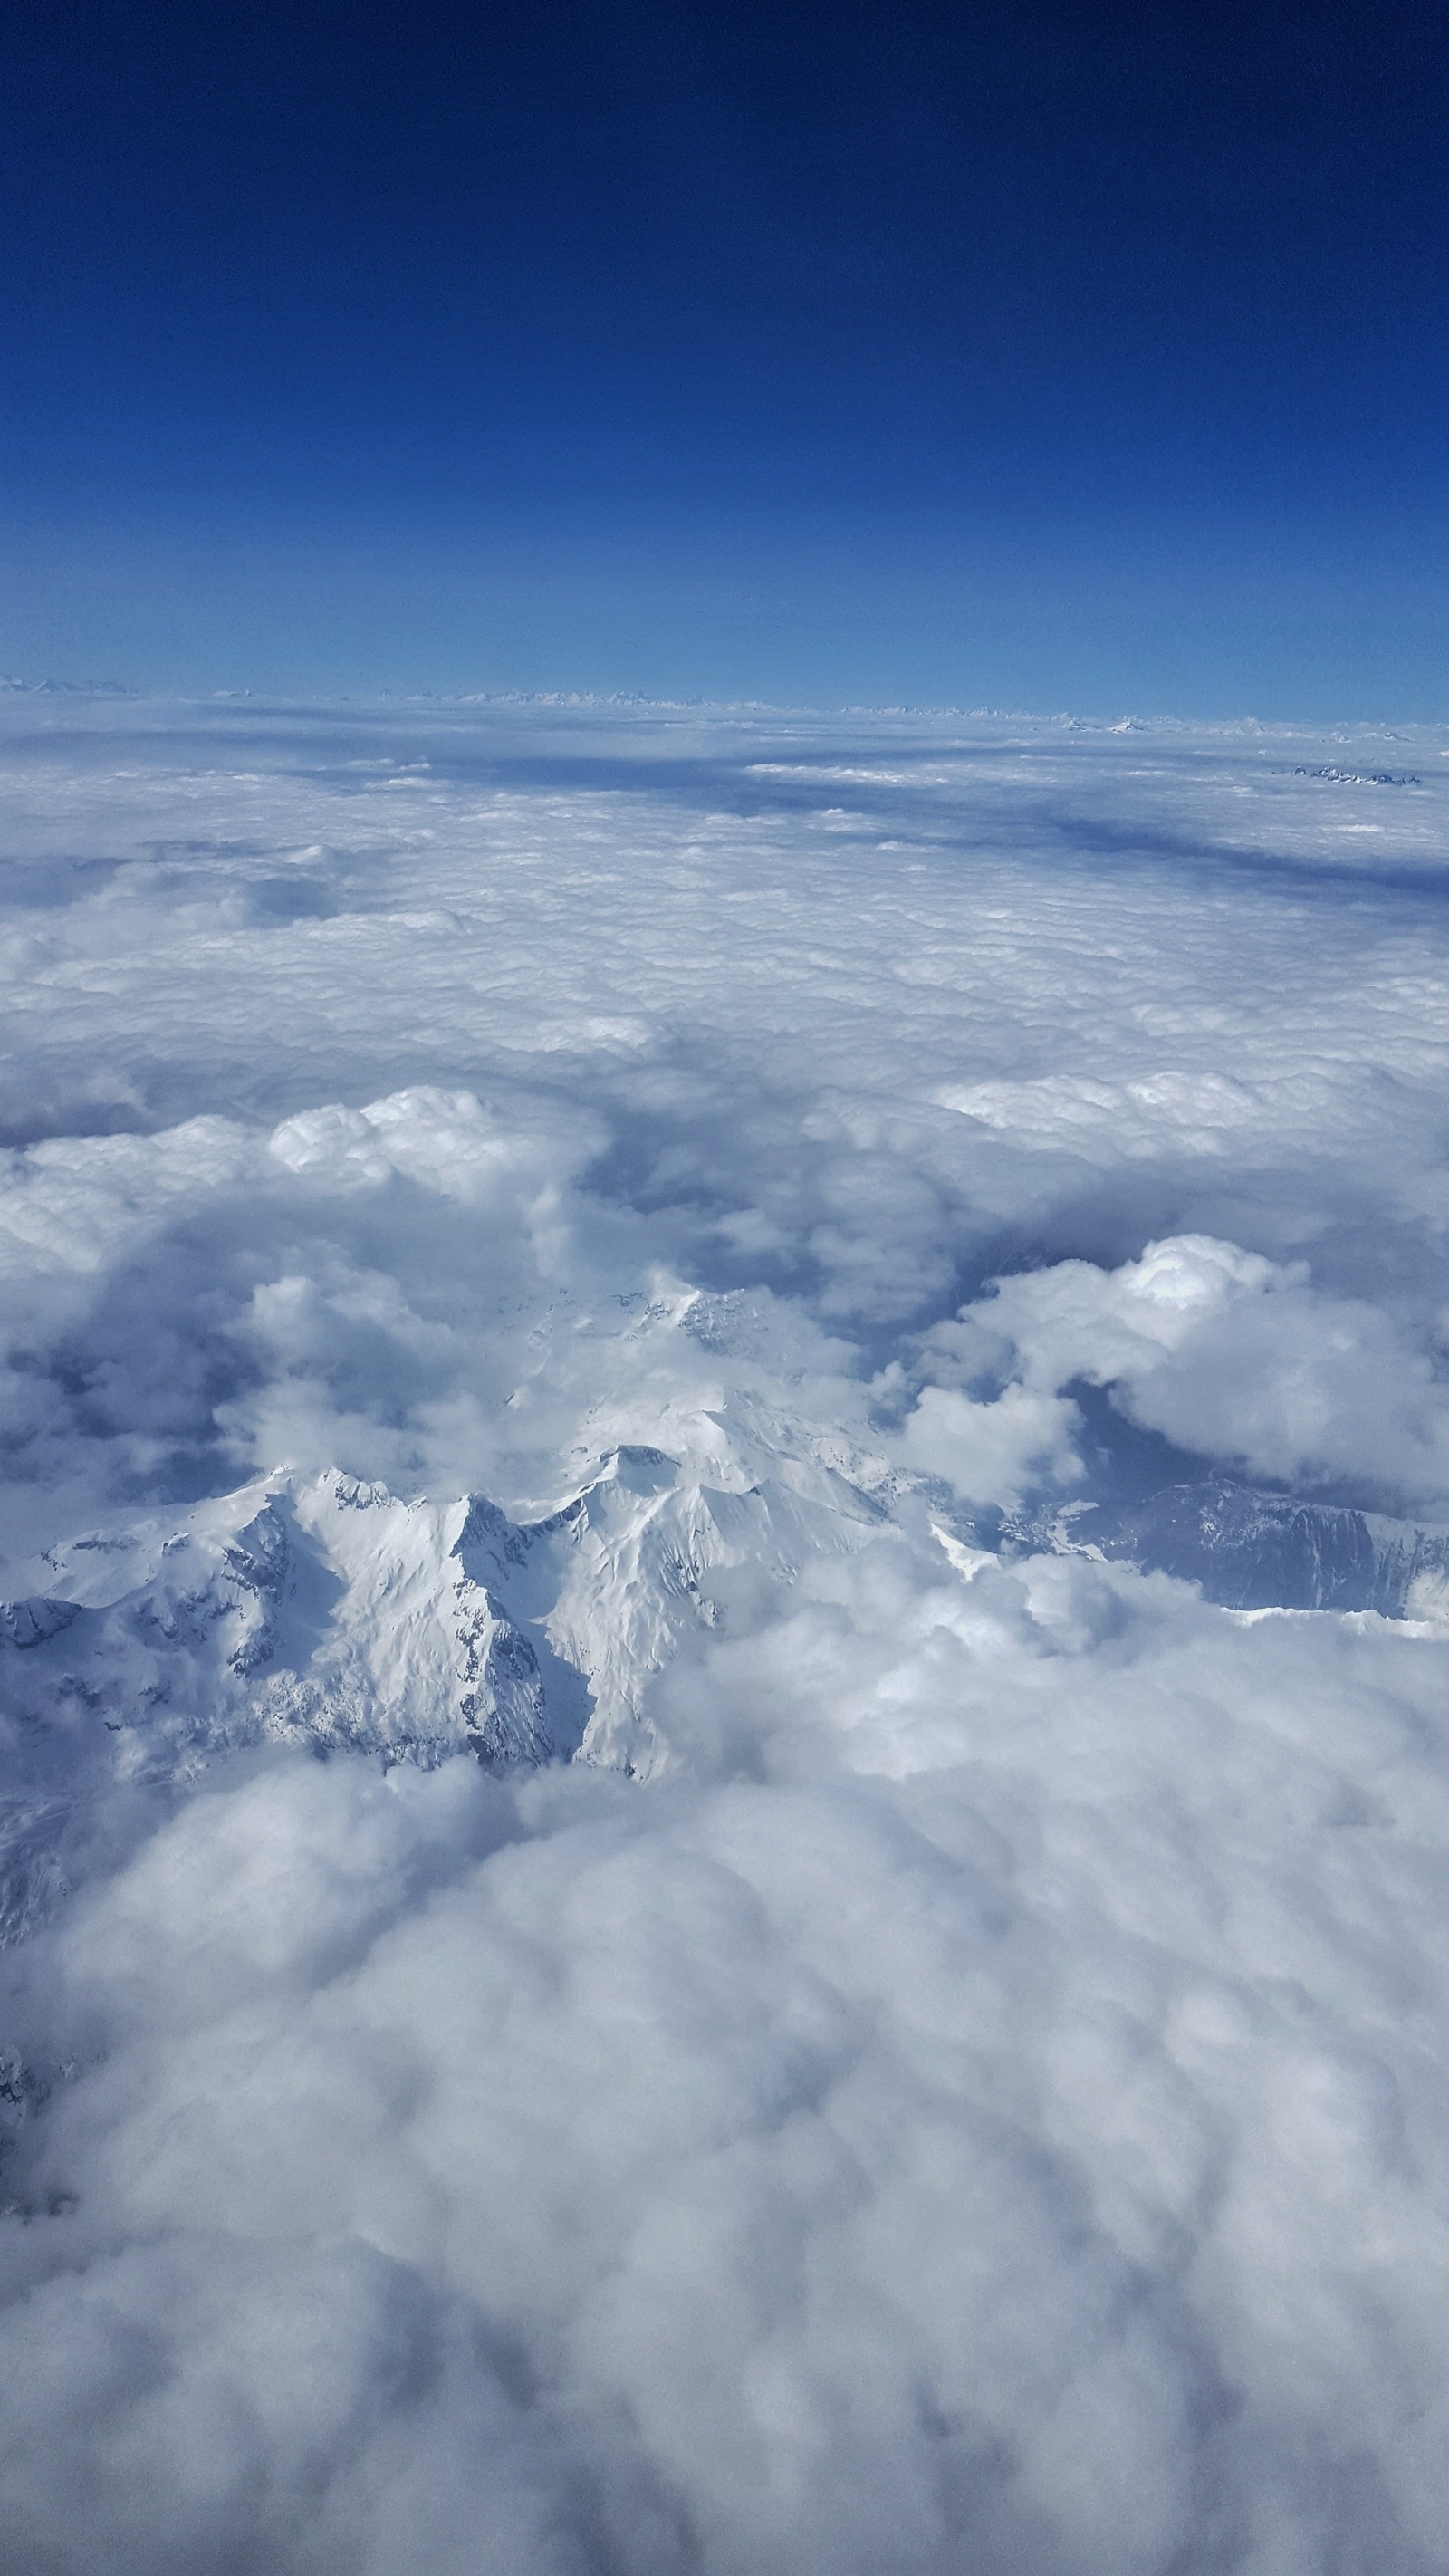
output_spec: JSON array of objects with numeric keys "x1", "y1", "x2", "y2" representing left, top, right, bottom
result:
[{"x1": 1062, "y1": 1477, "x2": 1449, "y2": 1614}]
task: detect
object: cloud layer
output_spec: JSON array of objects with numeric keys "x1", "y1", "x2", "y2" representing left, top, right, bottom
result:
[{"x1": 3, "y1": 697, "x2": 1449, "y2": 2571}]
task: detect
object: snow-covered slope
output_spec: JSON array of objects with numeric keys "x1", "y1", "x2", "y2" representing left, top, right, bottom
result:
[
  {"x1": 0, "y1": 1429, "x2": 887, "y2": 1937},
  {"x1": 460, "y1": 1427, "x2": 887, "y2": 1771},
  {"x1": 3, "y1": 1472, "x2": 551, "y2": 1779}
]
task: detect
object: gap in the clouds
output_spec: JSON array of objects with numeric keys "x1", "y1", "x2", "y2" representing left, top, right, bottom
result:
[
  {"x1": 245, "y1": 874, "x2": 342, "y2": 925},
  {"x1": 1030, "y1": 797, "x2": 1449, "y2": 904},
  {"x1": 578, "y1": 1134, "x2": 830, "y2": 1309},
  {"x1": 11, "y1": 1222, "x2": 274, "y2": 1515},
  {"x1": 0, "y1": 854, "x2": 128, "y2": 913},
  {"x1": 1055, "y1": 1379, "x2": 1220, "y2": 1510},
  {"x1": 579, "y1": 1107, "x2": 1238, "y2": 1342},
  {"x1": 0, "y1": 1101, "x2": 153, "y2": 1152},
  {"x1": 133, "y1": 831, "x2": 393, "y2": 923},
  {"x1": 413, "y1": 747, "x2": 985, "y2": 838}
]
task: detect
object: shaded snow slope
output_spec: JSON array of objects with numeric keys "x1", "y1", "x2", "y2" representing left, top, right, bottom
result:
[{"x1": 1022, "y1": 1478, "x2": 1449, "y2": 1615}]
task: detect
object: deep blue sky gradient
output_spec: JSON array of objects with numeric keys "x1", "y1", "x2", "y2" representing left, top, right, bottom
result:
[{"x1": 5, "y1": 0, "x2": 1446, "y2": 710}]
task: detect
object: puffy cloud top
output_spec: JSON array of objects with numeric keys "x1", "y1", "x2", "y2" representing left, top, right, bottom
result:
[
  {"x1": 909, "y1": 1234, "x2": 1449, "y2": 1511},
  {"x1": 3, "y1": 698, "x2": 1449, "y2": 2572}
]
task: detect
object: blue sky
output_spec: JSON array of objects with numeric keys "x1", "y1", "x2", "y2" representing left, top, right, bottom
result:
[{"x1": 4, "y1": 0, "x2": 1446, "y2": 711}]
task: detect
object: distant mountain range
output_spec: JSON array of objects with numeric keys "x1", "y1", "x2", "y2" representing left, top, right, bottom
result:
[
  {"x1": 0, "y1": 675, "x2": 135, "y2": 696},
  {"x1": 1016, "y1": 1475, "x2": 1449, "y2": 1616}
]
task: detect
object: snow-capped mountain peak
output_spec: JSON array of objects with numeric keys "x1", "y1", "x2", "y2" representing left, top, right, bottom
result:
[{"x1": 0, "y1": 1432, "x2": 890, "y2": 1937}]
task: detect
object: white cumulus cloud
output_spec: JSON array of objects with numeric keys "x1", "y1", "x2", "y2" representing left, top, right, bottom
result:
[
  {"x1": 914, "y1": 1233, "x2": 1449, "y2": 1511},
  {"x1": 2, "y1": 696, "x2": 1449, "y2": 2573}
]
